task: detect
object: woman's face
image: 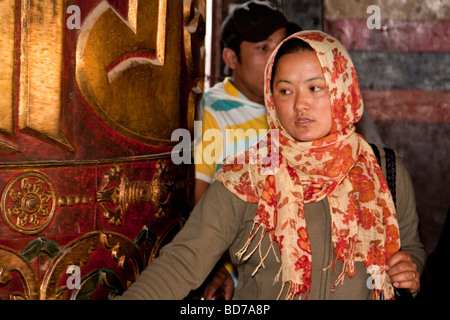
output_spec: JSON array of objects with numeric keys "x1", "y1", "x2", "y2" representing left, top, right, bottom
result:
[{"x1": 272, "y1": 51, "x2": 332, "y2": 142}]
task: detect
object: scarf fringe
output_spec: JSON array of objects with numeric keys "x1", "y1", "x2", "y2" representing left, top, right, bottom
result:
[
  {"x1": 236, "y1": 223, "x2": 264, "y2": 261},
  {"x1": 373, "y1": 289, "x2": 383, "y2": 300},
  {"x1": 372, "y1": 285, "x2": 394, "y2": 300},
  {"x1": 237, "y1": 223, "x2": 288, "y2": 293},
  {"x1": 251, "y1": 239, "x2": 274, "y2": 276},
  {"x1": 323, "y1": 237, "x2": 334, "y2": 272},
  {"x1": 274, "y1": 265, "x2": 282, "y2": 285},
  {"x1": 277, "y1": 281, "x2": 309, "y2": 300},
  {"x1": 236, "y1": 223, "x2": 277, "y2": 279},
  {"x1": 331, "y1": 238, "x2": 356, "y2": 291},
  {"x1": 373, "y1": 275, "x2": 395, "y2": 300}
]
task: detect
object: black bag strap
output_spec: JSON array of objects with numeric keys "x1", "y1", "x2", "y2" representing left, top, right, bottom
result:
[
  {"x1": 384, "y1": 148, "x2": 397, "y2": 208},
  {"x1": 369, "y1": 144, "x2": 412, "y2": 300},
  {"x1": 369, "y1": 144, "x2": 397, "y2": 208}
]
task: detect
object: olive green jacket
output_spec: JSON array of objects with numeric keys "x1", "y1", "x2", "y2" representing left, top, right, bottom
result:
[{"x1": 117, "y1": 148, "x2": 425, "y2": 300}]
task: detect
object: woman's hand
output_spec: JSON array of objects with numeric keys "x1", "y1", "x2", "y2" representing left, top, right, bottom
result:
[{"x1": 386, "y1": 251, "x2": 420, "y2": 294}]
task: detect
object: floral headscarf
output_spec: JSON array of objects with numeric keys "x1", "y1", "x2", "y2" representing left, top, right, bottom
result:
[{"x1": 215, "y1": 31, "x2": 400, "y2": 300}]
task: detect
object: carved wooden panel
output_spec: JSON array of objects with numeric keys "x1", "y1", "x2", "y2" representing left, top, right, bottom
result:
[{"x1": 0, "y1": 0, "x2": 205, "y2": 300}]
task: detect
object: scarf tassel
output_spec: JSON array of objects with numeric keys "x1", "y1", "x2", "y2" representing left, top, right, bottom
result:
[
  {"x1": 277, "y1": 281, "x2": 309, "y2": 300},
  {"x1": 236, "y1": 223, "x2": 277, "y2": 277},
  {"x1": 236, "y1": 223, "x2": 264, "y2": 261},
  {"x1": 329, "y1": 238, "x2": 357, "y2": 291}
]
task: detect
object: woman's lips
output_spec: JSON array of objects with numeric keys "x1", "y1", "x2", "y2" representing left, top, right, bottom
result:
[{"x1": 295, "y1": 118, "x2": 312, "y2": 125}]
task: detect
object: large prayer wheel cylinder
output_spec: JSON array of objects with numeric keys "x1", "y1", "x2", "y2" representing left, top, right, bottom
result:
[{"x1": 0, "y1": 0, "x2": 205, "y2": 300}]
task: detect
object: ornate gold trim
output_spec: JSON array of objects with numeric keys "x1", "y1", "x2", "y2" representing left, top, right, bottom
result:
[
  {"x1": 75, "y1": 0, "x2": 175, "y2": 146},
  {"x1": 19, "y1": 0, "x2": 73, "y2": 151},
  {"x1": 1, "y1": 172, "x2": 57, "y2": 235},
  {"x1": 97, "y1": 160, "x2": 172, "y2": 225},
  {"x1": 40, "y1": 231, "x2": 142, "y2": 300},
  {"x1": 0, "y1": 152, "x2": 172, "y2": 170},
  {"x1": 148, "y1": 218, "x2": 184, "y2": 263},
  {"x1": 0, "y1": 0, "x2": 15, "y2": 143},
  {"x1": 0, "y1": 245, "x2": 39, "y2": 300},
  {"x1": 183, "y1": 0, "x2": 206, "y2": 133}
]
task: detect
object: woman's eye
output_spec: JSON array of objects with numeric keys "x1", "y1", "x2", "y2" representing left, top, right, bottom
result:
[
  {"x1": 280, "y1": 89, "x2": 292, "y2": 95},
  {"x1": 310, "y1": 86, "x2": 321, "y2": 92}
]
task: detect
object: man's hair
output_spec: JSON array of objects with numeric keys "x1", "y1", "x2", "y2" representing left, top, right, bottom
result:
[
  {"x1": 221, "y1": 1, "x2": 301, "y2": 76},
  {"x1": 221, "y1": 1, "x2": 288, "y2": 52}
]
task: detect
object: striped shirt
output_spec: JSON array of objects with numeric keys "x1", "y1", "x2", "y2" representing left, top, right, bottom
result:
[{"x1": 195, "y1": 78, "x2": 269, "y2": 183}]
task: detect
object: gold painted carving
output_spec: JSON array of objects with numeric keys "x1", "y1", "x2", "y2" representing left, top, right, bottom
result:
[
  {"x1": 1, "y1": 172, "x2": 57, "y2": 235},
  {"x1": 148, "y1": 218, "x2": 184, "y2": 263},
  {"x1": 183, "y1": 0, "x2": 205, "y2": 80},
  {"x1": 58, "y1": 195, "x2": 94, "y2": 207},
  {"x1": 0, "y1": 0, "x2": 18, "y2": 152},
  {"x1": 40, "y1": 231, "x2": 142, "y2": 300},
  {"x1": 97, "y1": 161, "x2": 172, "y2": 225},
  {"x1": 0, "y1": 160, "x2": 174, "y2": 234},
  {"x1": 183, "y1": 0, "x2": 206, "y2": 132},
  {"x1": 19, "y1": 0, "x2": 73, "y2": 151},
  {"x1": 0, "y1": 224, "x2": 182, "y2": 299},
  {"x1": 0, "y1": 245, "x2": 39, "y2": 300},
  {"x1": 0, "y1": 0, "x2": 73, "y2": 152},
  {"x1": 76, "y1": 0, "x2": 186, "y2": 146},
  {"x1": 0, "y1": 171, "x2": 94, "y2": 235}
]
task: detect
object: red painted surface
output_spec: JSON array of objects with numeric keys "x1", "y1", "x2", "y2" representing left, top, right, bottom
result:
[
  {"x1": 0, "y1": 0, "x2": 194, "y2": 300},
  {"x1": 362, "y1": 90, "x2": 450, "y2": 123}
]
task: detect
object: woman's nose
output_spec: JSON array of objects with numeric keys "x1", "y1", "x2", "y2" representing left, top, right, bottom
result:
[{"x1": 294, "y1": 92, "x2": 310, "y2": 112}]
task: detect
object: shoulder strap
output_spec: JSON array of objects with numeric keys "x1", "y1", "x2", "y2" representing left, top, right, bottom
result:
[
  {"x1": 384, "y1": 148, "x2": 397, "y2": 208},
  {"x1": 369, "y1": 144, "x2": 397, "y2": 208},
  {"x1": 369, "y1": 144, "x2": 411, "y2": 300},
  {"x1": 370, "y1": 143, "x2": 382, "y2": 165}
]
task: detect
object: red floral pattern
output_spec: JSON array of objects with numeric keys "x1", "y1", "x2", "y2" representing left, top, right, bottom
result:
[{"x1": 300, "y1": 32, "x2": 326, "y2": 42}]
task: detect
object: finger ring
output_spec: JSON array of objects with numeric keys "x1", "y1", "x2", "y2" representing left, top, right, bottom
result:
[{"x1": 410, "y1": 271, "x2": 416, "y2": 280}]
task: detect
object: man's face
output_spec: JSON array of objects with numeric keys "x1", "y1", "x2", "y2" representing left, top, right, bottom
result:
[{"x1": 231, "y1": 27, "x2": 287, "y2": 105}]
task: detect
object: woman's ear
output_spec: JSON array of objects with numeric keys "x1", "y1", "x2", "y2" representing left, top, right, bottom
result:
[{"x1": 222, "y1": 48, "x2": 238, "y2": 70}]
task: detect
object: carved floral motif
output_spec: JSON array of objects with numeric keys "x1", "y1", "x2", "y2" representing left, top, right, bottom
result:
[{"x1": 1, "y1": 172, "x2": 56, "y2": 235}]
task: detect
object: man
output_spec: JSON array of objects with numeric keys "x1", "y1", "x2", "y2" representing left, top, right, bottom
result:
[
  {"x1": 194, "y1": 0, "x2": 300, "y2": 299},
  {"x1": 195, "y1": 1, "x2": 300, "y2": 203}
]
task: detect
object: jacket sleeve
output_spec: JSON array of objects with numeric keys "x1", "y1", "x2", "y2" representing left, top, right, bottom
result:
[
  {"x1": 115, "y1": 181, "x2": 243, "y2": 299},
  {"x1": 393, "y1": 151, "x2": 426, "y2": 274}
]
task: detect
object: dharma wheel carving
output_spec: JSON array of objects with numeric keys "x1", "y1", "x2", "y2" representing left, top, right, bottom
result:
[{"x1": 1, "y1": 172, "x2": 57, "y2": 235}]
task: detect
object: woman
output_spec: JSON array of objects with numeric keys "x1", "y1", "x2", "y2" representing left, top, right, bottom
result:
[{"x1": 117, "y1": 31, "x2": 424, "y2": 300}]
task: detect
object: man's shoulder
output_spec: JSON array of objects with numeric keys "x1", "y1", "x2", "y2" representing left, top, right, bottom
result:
[{"x1": 203, "y1": 81, "x2": 246, "y2": 112}]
